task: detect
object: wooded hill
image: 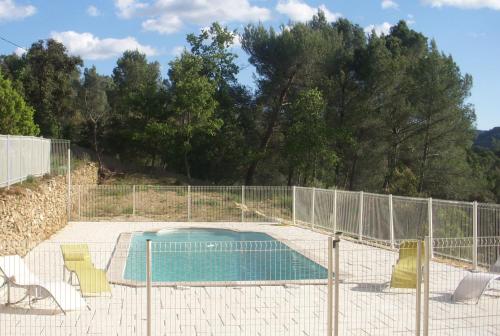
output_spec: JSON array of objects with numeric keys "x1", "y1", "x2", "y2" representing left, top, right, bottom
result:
[
  {"x1": 475, "y1": 127, "x2": 500, "y2": 149},
  {"x1": 1, "y1": 13, "x2": 499, "y2": 203}
]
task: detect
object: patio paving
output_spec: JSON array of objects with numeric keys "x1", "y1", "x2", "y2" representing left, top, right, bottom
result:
[{"x1": 0, "y1": 221, "x2": 499, "y2": 335}]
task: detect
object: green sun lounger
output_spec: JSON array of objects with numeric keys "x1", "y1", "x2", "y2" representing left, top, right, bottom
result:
[
  {"x1": 60, "y1": 244, "x2": 111, "y2": 296},
  {"x1": 390, "y1": 240, "x2": 425, "y2": 289}
]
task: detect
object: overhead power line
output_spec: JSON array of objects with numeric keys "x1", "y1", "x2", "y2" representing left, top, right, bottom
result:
[{"x1": 0, "y1": 35, "x2": 27, "y2": 51}]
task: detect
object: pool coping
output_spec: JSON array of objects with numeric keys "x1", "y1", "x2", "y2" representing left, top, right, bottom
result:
[{"x1": 107, "y1": 226, "x2": 330, "y2": 287}]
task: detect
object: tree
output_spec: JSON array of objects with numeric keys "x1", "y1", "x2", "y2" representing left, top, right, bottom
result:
[
  {"x1": 109, "y1": 50, "x2": 166, "y2": 164},
  {"x1": 79, "y1": 66, "x2": 112, "y2": 170},
  {"x1": 21, "y1": 39, "x2": 82, "y2": 138},
  {"x1": 410, "y1": 40, "x2": 475, "y2": 198},
  {"x1": 168, "y1": 52, "x2": 221, "y2": 179},
  {"x1": 241, "y1": 21, "x2": 323, "y2": 184},
  {"x1": 0, "y1": 70, "x2": 39, "y2": 135},
  {"x1": 284, "y1": 89, "x2": 336, "y2": 185},
  {"x1": 184, "y1": 22, "x2": 257, "y2": 182}
]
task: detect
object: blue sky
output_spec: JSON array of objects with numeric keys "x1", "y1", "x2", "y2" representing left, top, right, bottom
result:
[{"x1": 0, "y1": 0, "x2": 498, "y2": 129}]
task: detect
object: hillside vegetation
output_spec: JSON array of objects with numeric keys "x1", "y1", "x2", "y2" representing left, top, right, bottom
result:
[
  {"x1": 475, "y1": 127, "x2": 500, "y2": 149},
  {"x1": 1, "y1": 13, "x2": 499, "y2": 203}
]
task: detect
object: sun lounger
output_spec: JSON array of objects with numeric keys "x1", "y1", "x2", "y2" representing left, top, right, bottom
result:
[
  {"x1": 60, "y1": 244, "x2": 94, "y2": 281},
  {"x1": 390, "y1": 240, "x2": 425, "y2": 289},
  {"x1": 60, "y1": 244, "x2": 111, "y2": 296},
  {"x1": 452, "y1": 272, "x2": 500, "y2": 303},
  {"x1": 451, "y1": 254, "x2": 500, "y2": 303},
  {"x1": 0, "y1": 255, "x2": 88, "y2": 314}
]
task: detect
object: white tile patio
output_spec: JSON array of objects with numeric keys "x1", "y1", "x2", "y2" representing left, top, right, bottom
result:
[{"x1": 0, "y1": 221, "x2": 499, "y2": 335}]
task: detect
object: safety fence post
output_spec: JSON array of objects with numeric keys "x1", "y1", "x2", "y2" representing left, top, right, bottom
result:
[
  {"x1": 241, "y1": 185, "x2": 245, "y2": 222},
  {"x1": 423, "y1": 236, "x2": 430, "y2": 336},
  {"x1": 416, "y1": 240, "x2": 422, "y2": 336},
  {"x1": 389, "y1": 194, "x2": 395, "y2": 249},
  {"x1": 146, "y1": 239, "x2": 152, "y2": 336},
  {"x1": 358, "y1": 191, "x2": 364, "y2": 241},
  {"x1": 333, "y1": 189, "x2": 337, "y2": 233},
  {"x1": 188, "y1": 186, "x2": 192, "y2": 222},
  {"x1": 292, "y1": 186, "x2": 296, "y2": 225},
  {"x1": 311, "y1": 188, "x2": 315, "y2": 229},
  {"x1": 473, "y1": 201, "x2": 478, "y2": 270},
  {"x1": 328, "y1": 234, "x2": 341, "y2": 336},
  {"x1": 67, "y1": 149, "x2": 71, "y2": 219},
  {"x1": 428, "y1": 198, "x2": 433, "y2": 258}
]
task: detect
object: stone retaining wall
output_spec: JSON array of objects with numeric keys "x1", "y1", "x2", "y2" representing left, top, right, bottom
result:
[{"x1": 0, "y1": 162, "x2": 98, "y2": 256}]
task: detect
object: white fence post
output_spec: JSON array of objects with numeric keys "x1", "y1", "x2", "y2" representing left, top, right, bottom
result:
[
  {"x1": 6, "y1": 135, "x2": 10, "y2": 189},
  {"x1": 416, "y1": 240, "x2": 422, "y2": 336},
  {"x1": 146, "y1": 239, "x2": 152, "y2": 336},
  {"x1": 133, "y1": 185, "x2": 136, "y2": 216},
  {"x1": 327, "y1": 236, "x2": 334, "y2": 336},
  {"x1": 334, "y1": 234, "x2": 340, "y2": 336},
  {"x1": 428, "y1": 198, "x2": 433, "y2": 258},
  {"x1": 67, "y1": 149, "x2": 71, "y2": 219},
  {"x1": 389, "y1": 194, "x2": 395, "y2": 249},
  {"x1": 292, "y1": 186, "x2": 296, "y2": 225},
  {"x1": 188, "y1": 186, "x2": 192, "y2": 222},
  {"x1": 333, "y1": 189, "x2": 337, "y2": 233},
  {"x1": 473, "y1": 201, "x2": 478, "y2": 270},
  {"x1": 241, "y1": 185, "x2": 245, "y2": 222},
  {"x1": 423, "y1": 236, "x2": 430, "y2": 336},
  {"x1": 358, "y1": 191, "x2": 364, "y2": 241},
  {"x1": 311, "y1": 188, "x2": 315, "y2": 229}
]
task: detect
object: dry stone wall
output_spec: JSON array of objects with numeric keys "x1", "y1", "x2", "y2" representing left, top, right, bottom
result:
[{"x1": 0, "y1": 162, "x2": 98, "y2": 256}]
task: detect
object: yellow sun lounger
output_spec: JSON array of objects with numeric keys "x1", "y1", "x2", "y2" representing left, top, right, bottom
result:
[
  {"x1": 390, "y1": 240, "x2": 425, "y2": 289},
  {"x1": 60, "y1": 244, "x2": 111, "y2": 296}
]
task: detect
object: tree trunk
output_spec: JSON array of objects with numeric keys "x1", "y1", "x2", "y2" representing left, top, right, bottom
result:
[
  {"x1": 244, "y1": 69, "x2": 298, "y2": 185},
  {"x1": 348, "y1": 155, "x2": 358, "y2": 190},
  {"x1": 382, "y1": 126, "x2": 400, "y2": 192},
  {"x1": 92, "y1": 121, "x2": 103, "y2": 173},
  {"x1": 418, "y1": 121, "x2": 431, "y2": 193},
  {"x1": 287, "y1": 165, "x2": 295, "y2": 186},
  {"x1": 184, "y1": 150, "x2": 191, "y2": 180}
]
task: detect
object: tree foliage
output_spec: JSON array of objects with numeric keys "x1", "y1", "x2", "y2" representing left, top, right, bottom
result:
[
  {"x1": 168, "y1": 52, "x2": 220, "y2": 179},
  {"x1": 20, "y1": 39, "x2": 82, "y2": 138},
  {"x1": 0, "y1": 15, "x2": 497, "y2": 203},
  {"x1": 0, "y1": 70, "x2": 39, "y2": 135}
]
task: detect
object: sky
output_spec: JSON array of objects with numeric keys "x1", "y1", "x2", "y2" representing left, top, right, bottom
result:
[{"x1": 0, "y1": 0, "x2": 499, "y2": 130}]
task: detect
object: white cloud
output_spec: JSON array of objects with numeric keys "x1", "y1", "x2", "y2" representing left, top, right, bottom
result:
[
  {"x1": 381, "y1": 0, "x2": 399, "y2": 9},
  {"x1": 422, "y1": 0, "x2": 500, "y2": 10},
  {"x1": 364, "y1": 22, "x2": 393, "y2": 36},
  {"x1": 0, "y1": 0, "x2": 36, "y2": 21},
  {"x1": 406, "y1": 14, "x2": 416, "y2": 25},
  {"x1": 14, "y1": 47, "x2": 25, "y2": 56},
  {"x1": 115, "y1": 0, "x2": 271, "y2": 34},
  {"x1": 86, "y1": 5, "x2": 101, "y2": 17},
  {"x1": 232, "y1": 33, "x2": 242, "y2": 48},
  {"x1": 170, "y1": 46, "x2": 185, "y2": 56},
  {"x1": 276, "y1": 0, "x2": 341, "y2": 22},
  {"x1": 115, "y1": 0, "x2": 148, "y2": 18},
  {"x1": 142, "y1": 14, "x2": 183, "y2": 34},
  {"x1": 50, "y1": 31, "x2": 157, "y2": 60}
]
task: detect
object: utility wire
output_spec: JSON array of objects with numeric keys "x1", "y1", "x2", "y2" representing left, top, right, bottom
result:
[{"x1": 0, "y1": 36, "x2": 27, "y2": 51}]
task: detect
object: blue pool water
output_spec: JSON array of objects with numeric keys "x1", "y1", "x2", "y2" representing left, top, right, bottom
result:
[{"x1": 123, "y1": 229, "x2": 327, "y2": 282}]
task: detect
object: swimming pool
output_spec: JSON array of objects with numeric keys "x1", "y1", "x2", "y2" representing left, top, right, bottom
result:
[{"x1": 123, "y1": 228, "x2": 327, "y2": 283}]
